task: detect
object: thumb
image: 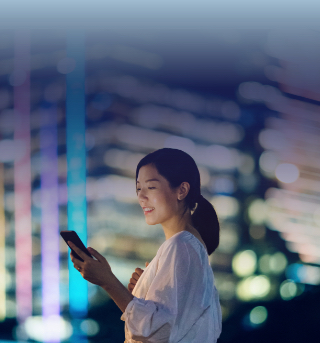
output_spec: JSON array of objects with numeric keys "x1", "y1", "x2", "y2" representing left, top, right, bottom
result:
[
  {"x1": 88, "y1": 247, "x2": 105, "y2": 263},
  {"x1": 145, "y1": 261, "x2": 149, "y2": 267}
]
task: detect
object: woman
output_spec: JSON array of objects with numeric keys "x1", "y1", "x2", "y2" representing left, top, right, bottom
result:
[{"x1": 69, "y1": 148, "x2": 222, "y2": 342}]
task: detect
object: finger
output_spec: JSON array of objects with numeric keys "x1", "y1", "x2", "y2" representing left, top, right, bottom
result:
[
  {"x1": 68, "y1": 242, "x2": 90, "y2": 262},
  {"x1": 132, "y1": 272, "x2": 141, "y2": 281},
  {"x1": 130, "y1": 274, "x2": 139, "y2": 282},
  {"x1": 128, "y1": 283, "x2": 134, "y2": 293},
  {"x1": 130, "y1": 277, "x2": 138, "y2": 284},
  {"x1": 70, "y1": 251, "x2": 81, "y2": 264},
  {"x1": 73, "y1": 262, "x2": 82, "y2": 271},
  {"x1": 135, "y1": 268, "x2": 144, "y2": 276},
  {"x1": 145, "y1": 261, "x2": 149, "y2": 267},
  {"x1": 70, "y1": 252, "x2": 75, "y2": 262},
  {"x1": 87, "y1": 247, "x2": 105, "y2": 263}
]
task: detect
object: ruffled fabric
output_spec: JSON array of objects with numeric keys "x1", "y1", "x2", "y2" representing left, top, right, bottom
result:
[
  {"x1": 121, "y1": 231, "x2": 222, "y2": 343},
  {"x1": 121, "y1": 297, "x2": 176, "y2": 342}
]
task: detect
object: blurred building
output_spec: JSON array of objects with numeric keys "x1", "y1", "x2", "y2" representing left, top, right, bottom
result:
[{"x1": 0, "y1": 28, "x2": 319, "y2": 342}]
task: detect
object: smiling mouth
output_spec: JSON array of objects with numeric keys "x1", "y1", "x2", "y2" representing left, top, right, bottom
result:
[{"x1": 143, "y1": 207, "x2": 155, "y2": 214}]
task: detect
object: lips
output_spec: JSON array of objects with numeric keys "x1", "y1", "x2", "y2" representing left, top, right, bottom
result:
[{"x1": 143, "y1": 207, "x2": 155, "y2": 214}]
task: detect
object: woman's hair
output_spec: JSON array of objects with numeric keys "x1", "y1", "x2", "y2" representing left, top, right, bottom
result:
[{"x1": 136, "y1": 148, "x2": 220, "y2": 255}]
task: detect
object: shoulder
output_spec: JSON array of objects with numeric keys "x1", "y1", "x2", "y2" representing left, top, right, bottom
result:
[
  {"x1": 158, "y1": 231, "x2": 209, "y2": 265},
  {"x1": 157, "y1": 232, "x2": 191, "y2": 268},
  {"x1": 161, "y1": 231, "x2": 194, "y2": 254},
  {"x1": 168, "y1": 231, "x2": 192, "y2": 245},
  {"x1": 164, "y1": 231, "x2": 206, "y2": 254}
]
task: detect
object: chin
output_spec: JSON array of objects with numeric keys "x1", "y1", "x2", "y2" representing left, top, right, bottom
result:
[{"x1": 145, "y1": 217, "x2": 159, "y2": 226}]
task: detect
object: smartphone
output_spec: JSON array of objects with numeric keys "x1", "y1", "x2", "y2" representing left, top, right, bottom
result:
[{"x1": 60, "y1": 230, "x2": 92, "y2": 262}]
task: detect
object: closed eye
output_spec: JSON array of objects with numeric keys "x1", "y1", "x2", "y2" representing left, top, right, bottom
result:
[{"x1": 136, "y1": 187, "x2": 155, "y2": 194}]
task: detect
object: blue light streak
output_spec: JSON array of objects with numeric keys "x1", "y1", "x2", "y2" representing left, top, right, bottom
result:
[{"x1": 66, "y1": 31, "x2": 88, "y2": 319}]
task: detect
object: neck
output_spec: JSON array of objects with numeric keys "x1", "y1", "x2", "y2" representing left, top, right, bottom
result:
[{"x1": 162, "y1": 210, "x2": 194, "y2": 240}]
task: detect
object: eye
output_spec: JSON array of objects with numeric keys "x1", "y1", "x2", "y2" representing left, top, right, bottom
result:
[
  {"x1": 136, "y1": 188, "x2": 141, "y2": 193},
  {"x1": 148, "y1": 187, "x2": 156, "y2": 190}
]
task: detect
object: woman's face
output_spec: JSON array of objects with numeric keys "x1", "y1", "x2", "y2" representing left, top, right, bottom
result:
[{"x1": 136, "y1": 164, "x2": 180, "y2": 226}]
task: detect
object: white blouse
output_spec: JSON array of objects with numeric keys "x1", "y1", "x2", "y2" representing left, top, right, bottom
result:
[{"x1": 121, "y1": 231, "x2": 222, "y2": 343}]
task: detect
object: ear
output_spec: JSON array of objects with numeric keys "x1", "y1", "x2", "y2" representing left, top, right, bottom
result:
[{"x1": 177, "y1": 182, "x2": 190, "y2": 201}]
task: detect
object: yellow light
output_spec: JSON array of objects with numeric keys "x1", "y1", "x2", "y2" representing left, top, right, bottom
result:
[
  {"x1": 232, "y1": 250, "x2": 257, "y2": 277},
  {"x1": 236, "y1": 277, "x2": 253, "y2": 301},
  {"x1": 248, "y1": 199, "x2": 268, "y2": 225},
  {"x1": 211, "y1": 195, "x2": 239, "y2": 219},
  {"x1": 259, "y1": 252, "x2": 287, "y2": 275},
  {"x1": 269, "y1": 252, "x2": 287, "y2": 274},
  {"x1": 275, "y1": 163, "x2": 299, "y2": 183},
  {"x1": 259, "y1": 254, "x2": 271, "y2": 274},
  {"x1": 250, "y1": 275, "x2": 271, "y2": 298},
  {"x1": 236, "y1": 275, "x2": 271, "y2": 301},
  {"x1": 259, "y1": 151, "x2": 279, "y2": 176}
]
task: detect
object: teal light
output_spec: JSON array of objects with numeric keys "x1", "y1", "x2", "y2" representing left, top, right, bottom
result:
[{"x1": 66, "y1": 31, "x2": 88, "y2": 319}]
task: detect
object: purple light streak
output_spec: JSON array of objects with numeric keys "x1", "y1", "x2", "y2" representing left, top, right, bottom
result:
[
  {"x1": 40, "y1": 108, "x2": 60, "y2": 342},
  {"x1": 13, "y1": 29, "x2": 32, "y2": 323}
]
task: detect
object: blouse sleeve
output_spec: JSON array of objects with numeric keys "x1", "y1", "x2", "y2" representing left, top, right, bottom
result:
[{"x1": 121, "y1": 239, "x2": 191, "y2": 342}]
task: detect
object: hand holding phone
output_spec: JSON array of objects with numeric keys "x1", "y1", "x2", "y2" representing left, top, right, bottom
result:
[
  {"x1": 60, "y1": 230, "x2": 92, "y2": 262},
  {"x1": 60, "y1": 231, "x2": 114, "y2": 289}
]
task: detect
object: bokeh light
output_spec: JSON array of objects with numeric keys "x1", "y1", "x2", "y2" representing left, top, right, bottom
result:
[
  {"x1": 80, "y1": 318, "x2": 100, "y2": 336},
  {"x1": 248, "y1": 199, "x2": 268, "y2": 225},
  {"x1": 232, "y1": 250, "x2": 257, "y2": 277},
  {"x1": 286, "y1": 263, "x2": 320, "y2": 285},
  {"x1": 280, "y1": 280, "x2": 298, "y2": 300},
  {"x1": 269, "y1": 252, "x2": 288, "y2": 274},
  {"x1": 259, "y1": 252, "x2": 287, "y2": 274},
  {"x1": 23, "y1": 315, "x2": 73, "y2": 342},
  {"x1": 275, "y1": 163, "x2": 300, "y2": 183},
  {"x1": 211, "y1": 195, "x2": 239, "y2": 220},
  {"x1": 259, "y1": 151, "x2": 279, "y2": 177},
  {"x1": 249, "y1": 306, "x2": 268, "y2": 325},
  {"x1": 236, "y1": 275, "x2": 271, "y2": 301}
]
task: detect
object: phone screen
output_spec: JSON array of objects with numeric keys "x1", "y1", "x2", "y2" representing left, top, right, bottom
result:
[{"x1": 60, "y1": 230, "x2": 92, "y2": 262}]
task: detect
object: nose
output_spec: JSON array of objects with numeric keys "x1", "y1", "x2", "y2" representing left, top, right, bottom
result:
[{"x1": 137, "y1": 188, "x2": 148, "y2": 202}]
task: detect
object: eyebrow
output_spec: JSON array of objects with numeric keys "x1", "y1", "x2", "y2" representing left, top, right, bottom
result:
[{"x1": 136, "y1": 178, "x2": 160, "y2": 184}]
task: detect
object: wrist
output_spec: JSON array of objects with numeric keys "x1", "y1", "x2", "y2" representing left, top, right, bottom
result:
[
  {"x1": 101, "y1": 272, "x2": 118, "y2": 290},
  {"x1": 100, "y1": 273, "x2": 134, "y2": 313}
]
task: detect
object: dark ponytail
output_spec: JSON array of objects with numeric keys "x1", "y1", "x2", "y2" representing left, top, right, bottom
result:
[
  {"x1": 136, "y1": 148, "x2": 220, "y2": 255},
  {"x1": 192, "y1": 195, "x2": 220, "y2": 255}
]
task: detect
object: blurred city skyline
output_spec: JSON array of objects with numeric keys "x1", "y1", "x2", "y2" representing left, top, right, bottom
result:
[{"x1": 0, "y1": 9, "x2": 320, "y2": 343}]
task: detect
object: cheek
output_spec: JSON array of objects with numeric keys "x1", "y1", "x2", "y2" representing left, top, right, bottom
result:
[{"x1": 154, "y1": 193, "x2": 177, "y2": 215}]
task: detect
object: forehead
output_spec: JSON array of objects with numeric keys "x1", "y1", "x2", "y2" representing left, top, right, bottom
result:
[{"x1": 137, "y1": 164, "x2": 161, "y2": 182}]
